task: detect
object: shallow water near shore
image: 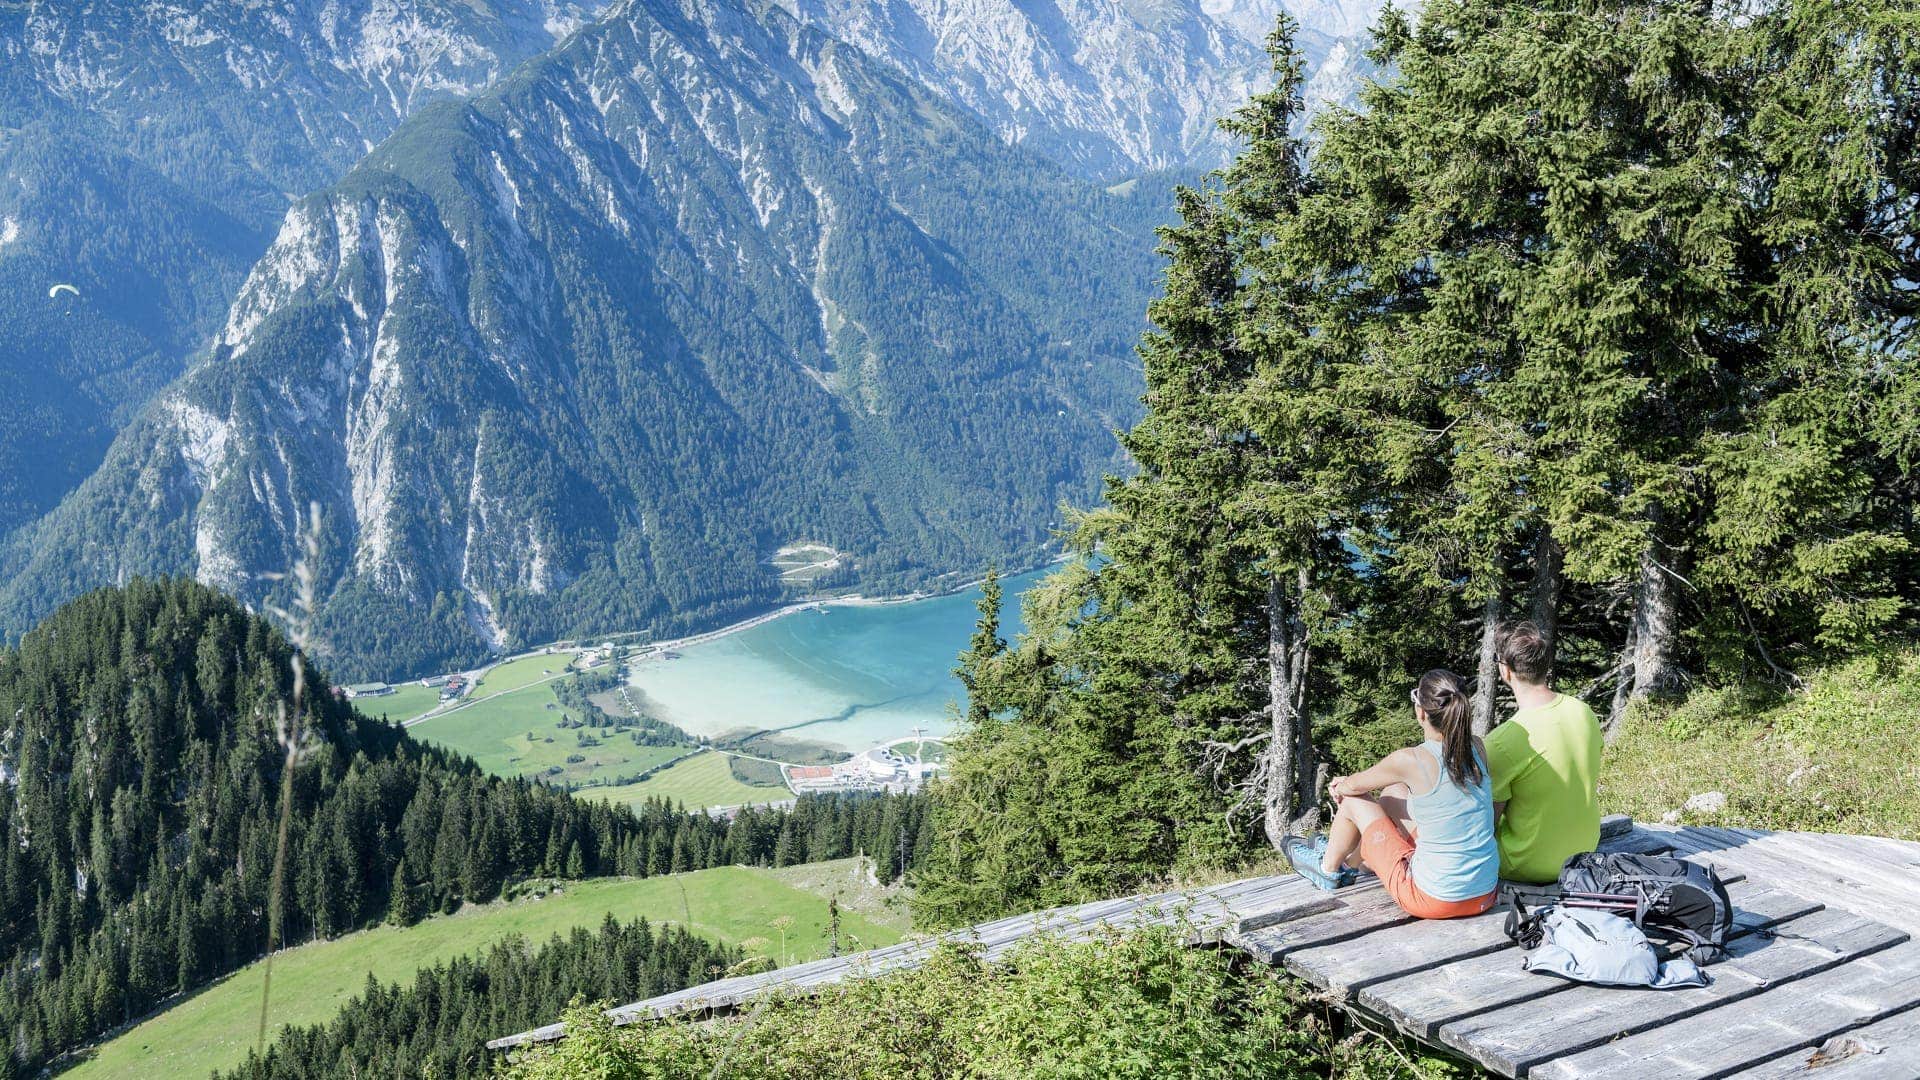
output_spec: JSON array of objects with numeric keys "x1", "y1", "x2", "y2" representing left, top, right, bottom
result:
[{"x1": 626, "y1": 567, "x2": 1046, "y2": 752}]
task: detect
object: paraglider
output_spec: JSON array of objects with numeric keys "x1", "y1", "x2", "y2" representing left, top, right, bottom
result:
[{"x1": 47, "y1": 283, "x2": 79, "y2": 300}]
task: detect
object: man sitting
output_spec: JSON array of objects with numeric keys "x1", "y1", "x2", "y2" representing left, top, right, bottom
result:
[{"x1": 1486, "y1": 621, "x2": 1603, "y2": 882}]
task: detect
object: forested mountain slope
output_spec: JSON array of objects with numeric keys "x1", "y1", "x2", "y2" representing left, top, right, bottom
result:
[
  {"x1": 0, "y1": 0, "x2": 1165, "y2": 681},
  {"x1": 0, "y1": 0, "x2": 600, "y2": 532},
  {"x1": 0, "y1": 577, "x2": 685, "y2": 1075},
  {"x1": 0, "y1": 0, "x2": 1372, "y2": 537}
]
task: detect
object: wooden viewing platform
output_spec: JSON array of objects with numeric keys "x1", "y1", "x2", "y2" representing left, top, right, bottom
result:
[{"x1": 489, "y1": 818, "x2": 1920, "y2": 1077}]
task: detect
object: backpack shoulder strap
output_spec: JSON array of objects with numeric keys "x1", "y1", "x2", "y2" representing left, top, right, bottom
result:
[{"x1": 1500, "y1": 883, "x2": 1559, "y2": 949}]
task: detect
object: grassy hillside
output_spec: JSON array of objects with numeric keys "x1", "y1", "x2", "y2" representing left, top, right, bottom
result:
[
  {"x1": 1602, "y1": 649, "x2": 1920, "y2": 839},
  {"x1": 71, "y1": 859, "x2": 906, "y2": 1080},
  {"x1": 410, "y1": 663, "x2": 789, "y2": 811},
  {"x1": 479, "y1": 653, "x2": 582, "y2": 694}
]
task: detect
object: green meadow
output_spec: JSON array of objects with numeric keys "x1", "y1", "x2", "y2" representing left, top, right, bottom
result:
[
  {"x1": 71, "y1": 860, "x2": 906, "y2": 1080},
  {"x1": 477, "y1": 652, "x2": 579, "y2": 694},
  {"x1": 586, "y1": 749, "x2": 787, "y2": 811},
  {"x1": 359, "y1": 680, "x2": 443, "y2": 722},
  {"x1": 408, "y1": 682, "x2": 686, "y2": 787},
  {"x1": 406, "y1": 657, "x2": 788, "y2": 810}
]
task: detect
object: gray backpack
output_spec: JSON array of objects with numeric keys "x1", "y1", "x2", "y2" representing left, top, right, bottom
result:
[
  {"x1": 1503, "y1": 851, "x2": 1735, "y2": 964},
  {"x1": 1523, "y1": 906, "x2": 1709, "y2": 989}
]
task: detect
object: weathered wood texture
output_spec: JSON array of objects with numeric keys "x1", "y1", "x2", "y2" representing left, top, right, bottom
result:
[
  {"x1": 1358, "y1": 884, "x2": 1814, "y2": 1041},
  {"x1": 1731, "y1": 1007, "x2": 1920, "y2": 1079},
  {"x1": 488, "y1": 820, "x2": 1920, "y2": 1078}
]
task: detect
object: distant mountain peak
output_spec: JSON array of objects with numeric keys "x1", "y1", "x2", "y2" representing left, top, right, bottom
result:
[{"x1": 770, "y1": 0, "x2": 1386, "y2": 179}]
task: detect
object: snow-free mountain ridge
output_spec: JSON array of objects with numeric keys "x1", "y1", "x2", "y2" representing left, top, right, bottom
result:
[
  {"x1": 774, "y1": 0, "x2": 1384, "y2": 178},
  {"x1": 0, "y1": 0, "x2": 603, "y2": 531},
  {"x1": 0, "y1": 0, "x2": 1166, "y2": 681}
]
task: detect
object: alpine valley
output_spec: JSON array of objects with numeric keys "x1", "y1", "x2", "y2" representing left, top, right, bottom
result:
[
  {"x1": 1, "y1": 0, "x2": 1125, "y2": 680},
  {"x1": 0, "y1": 0, "x2": 1384, "y2": 681}
]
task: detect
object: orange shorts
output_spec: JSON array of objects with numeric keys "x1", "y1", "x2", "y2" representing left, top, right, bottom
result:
[{"x1": 1360, "y1": 819, "x2": 1497, "y2": 919}]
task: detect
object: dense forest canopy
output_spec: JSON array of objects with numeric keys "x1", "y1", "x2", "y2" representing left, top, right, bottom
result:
[
  {"x1": 918, "y1": 0, "x2": 1918, "y2": 928},
  {"x1": 0, "y1": 578, "x2": 931, "y2": 1078}
]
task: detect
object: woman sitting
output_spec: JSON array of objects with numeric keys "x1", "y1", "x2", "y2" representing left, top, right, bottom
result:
[{"x1": 1284, "y1": 669, "x2": 1499, "y2": 919}]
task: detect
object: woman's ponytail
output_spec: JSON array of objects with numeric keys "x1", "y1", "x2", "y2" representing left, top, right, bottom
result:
[{"x1": 1415, "y1": 669, "x2": 1481, "y2": 789}]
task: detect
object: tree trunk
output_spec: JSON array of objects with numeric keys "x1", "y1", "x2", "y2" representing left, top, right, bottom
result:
[
  {"x1": 1530, "y1": 524, "x2": 1561, "y2": 666},
  {"x1": 1607, "y1": 619, "x2": 1637, "y2": 735},
  {"x1": 1628, "y1": 542, "x2": 1681, "y2": 699},
  {"x1": 1607, "y1": 538, "x2": 1683, "y2": 736},
  {"x1": 1263, "y1": 568, "x2": 1322, "y2": 847},
  {"x1": 1470, "y1": 589, "x2": 1502, "y2": 736}
]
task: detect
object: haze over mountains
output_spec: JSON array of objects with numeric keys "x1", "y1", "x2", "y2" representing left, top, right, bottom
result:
[
  {"x1": 0, "y1": 0, "x2": 604, "y2": 531},
  {"x1": 0, "y1": 0, "x2": 1386, "y2": 679},
  {"x1": 771, "y1": 0, "x2": 1372, "y2": 178}
]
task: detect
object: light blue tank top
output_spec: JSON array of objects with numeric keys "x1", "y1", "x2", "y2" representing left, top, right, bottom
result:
[{"x1": 1407, "y1": 740, "x2": 1500, "y2": 901}]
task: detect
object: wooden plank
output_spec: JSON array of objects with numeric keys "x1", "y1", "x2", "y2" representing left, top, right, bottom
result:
[
  {"x1": 1734, "y1": 832, "x2": 1920, "y2": 903},
  {"x1": 1659, "y1": 829, "x2": 1920, "y2": 937},
  {"x1": 1293, "y1": 862, "x2": 1748, "y2": 1002},
  {"x1": 1727, "y1": 1007, "x2": 1920, "y2": 1078},
  {"x1": 1286, "y1": 907, "x2": 1512, "y2": 996},
  {"x1": 499, "y1": 875, "x2": 1312, "y2": 1046},
  {"x1": 1228, "y1": 885, "x2": 1413, "y2": 965},
  {"x1": 1444, "y1": 906, "x2": 1906, "y2": 1076},
  {"x1": 1356, "y1": 884, "x2": 1822, "y2": 1041},
  {"x1": 1235, "y1": 889, "x2": 1345, "y2": 934},
  {"x1": 1680, "y1": 828, "x2": 1917, "y2": 900},
  {"x1": 1600, "y1": 813, "x2": 1634, "y2": 839},
  {"x1": 1527, "y1": 938, "x2": 1920, "y2": 1080},
  {"x1": 1600, "y1": 829, "x2": 1678, "y2": 856},
  {"x1": 610, "y1": 876, "x2": 1306, "y2": 1021},
  {"x1": 1233, "y1": 823, "x2": 1705, "y2": 981},
  {"x1": 1218, "y1": 876, "x2": 1314, "y2": 921}
]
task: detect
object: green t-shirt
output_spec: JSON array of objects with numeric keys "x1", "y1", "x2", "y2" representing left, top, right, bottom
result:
[{"x1": 1487, "y1": 693, "x2": 1603, "y2": 883}]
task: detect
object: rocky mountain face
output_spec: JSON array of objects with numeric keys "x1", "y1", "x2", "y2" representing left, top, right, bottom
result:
[
  {"x1": 0, "y1": 0, "x2": 1381, "y2": 537},
  {"x1": 0, "y1": 0, "x2": 1163, "y2": 680},
  {"x1": 771, "y1": 0, "x2": 1384, "y2": 180},
  {"x1": 0, "y1": 0, "x2": 600, "y2": 531},
  {"x1": 2, "y1": 0, "x2": 602, "y2": 214}
]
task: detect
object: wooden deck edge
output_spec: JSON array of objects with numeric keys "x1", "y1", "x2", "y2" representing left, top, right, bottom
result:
[{"x1": 491, "y1": 819, "x2": 1920, "y2": 1069}]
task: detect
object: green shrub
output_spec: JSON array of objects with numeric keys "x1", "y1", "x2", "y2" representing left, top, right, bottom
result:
[{"x1": 504, "y1": 926, "x2": 1465, "y2": 1079}]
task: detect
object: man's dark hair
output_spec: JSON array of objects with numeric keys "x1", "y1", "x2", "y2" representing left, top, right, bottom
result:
[{"x1": 1496, "y1": 620, "x2": 1553, "y2": 683}]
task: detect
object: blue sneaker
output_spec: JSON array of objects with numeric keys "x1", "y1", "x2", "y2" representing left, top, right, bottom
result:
[{"x1": 1284, "y1": 833, "x2": 1355, "y2": 892}]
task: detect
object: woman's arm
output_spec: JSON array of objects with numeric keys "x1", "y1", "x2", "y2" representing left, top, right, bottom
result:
[{"x1": 1329, "y1": 749, "x2": 1416, "y2": 800}]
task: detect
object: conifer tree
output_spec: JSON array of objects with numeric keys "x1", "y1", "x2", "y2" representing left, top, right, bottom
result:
[
  {"x1": 954, "y1": 568, "x2": 1006, "y2": 725},
  {"x1": 921, "y1": 0, "x2": 1917, "y2": 927}
]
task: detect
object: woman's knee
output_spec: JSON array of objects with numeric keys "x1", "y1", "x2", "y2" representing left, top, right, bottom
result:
[{"x1": 1338, "y1": 794, "x2": 1386, "y2": 827}]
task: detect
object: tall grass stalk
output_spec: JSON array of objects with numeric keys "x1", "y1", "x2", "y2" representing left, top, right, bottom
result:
[{"x1": 255, "y1": 503, "x2": 323, "y2": 1054}]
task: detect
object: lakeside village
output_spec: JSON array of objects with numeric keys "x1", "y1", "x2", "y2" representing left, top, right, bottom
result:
[{"x1": 333, "y1": 640, "x2": 944, "y2": 804}]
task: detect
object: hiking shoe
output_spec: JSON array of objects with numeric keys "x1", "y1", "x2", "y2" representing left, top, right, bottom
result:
[{"x1": 1284, "y1": 833, "x2": 1355, "y2": 892}]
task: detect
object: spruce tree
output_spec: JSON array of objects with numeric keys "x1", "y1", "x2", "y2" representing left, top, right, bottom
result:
[{"x1": 920, "y1": 0, "x2": 1917, "y2": 927}]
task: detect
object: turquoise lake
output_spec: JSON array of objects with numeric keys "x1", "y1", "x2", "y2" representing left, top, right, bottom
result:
[{"x1": 625, "y1": 566, "x2": 1047, "y2": 752}]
